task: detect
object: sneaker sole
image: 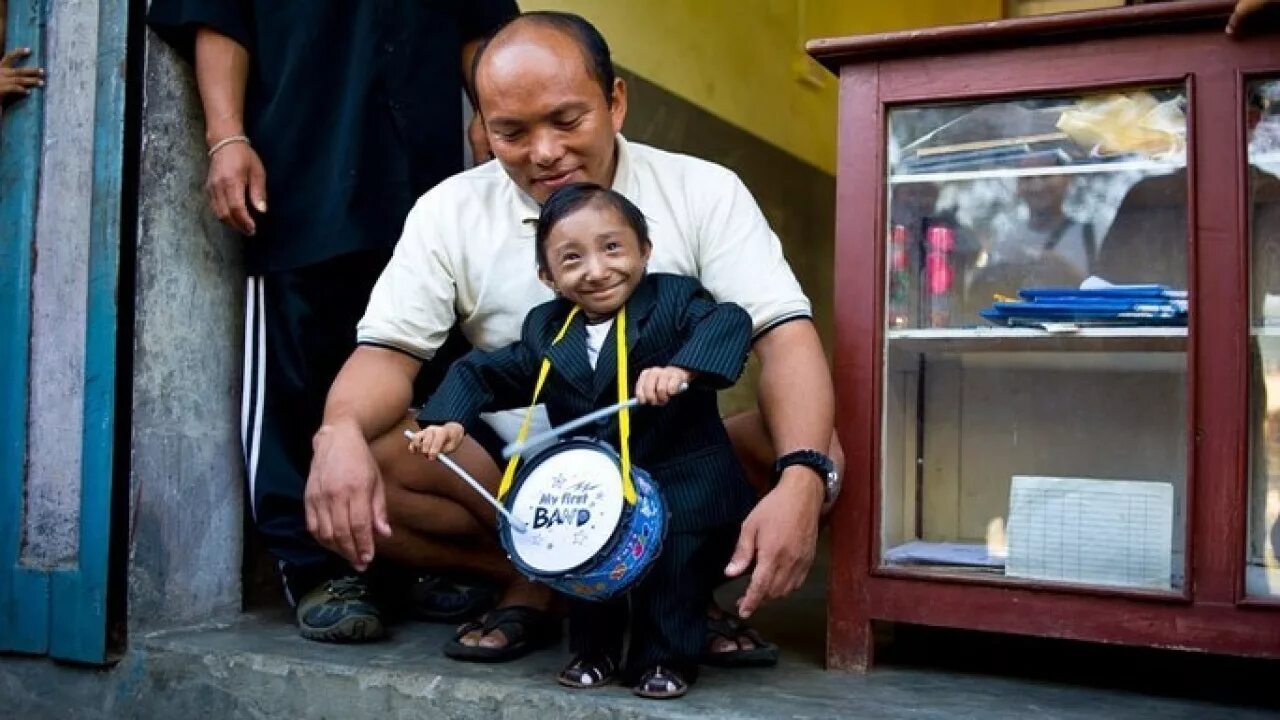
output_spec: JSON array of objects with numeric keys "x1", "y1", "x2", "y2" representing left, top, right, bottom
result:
[{"x1": 299, "y1": 614, "x2": 386, "y2": 643}]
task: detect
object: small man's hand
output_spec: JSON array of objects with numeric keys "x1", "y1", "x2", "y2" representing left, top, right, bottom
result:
[
  {"x1": 408, "y1": 422, "x2": 466, "y2": 461},
  {"x1": 0, "y1": 48, "x2": 44, "y2": 104},
  {"x1": 205, "y1": 140, "x2": 267, "y2": 236},
  {"x1": 1228, "y1": 0, "x2": 1280, "y2": 35},
  {"x1": 635, "y1": 366, "x2": 694, "y2": 406}
]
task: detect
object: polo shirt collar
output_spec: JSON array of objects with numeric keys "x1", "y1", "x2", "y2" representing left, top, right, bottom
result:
[{"x1": 509, "y1": 133, "x2": 635, "y2": 229}]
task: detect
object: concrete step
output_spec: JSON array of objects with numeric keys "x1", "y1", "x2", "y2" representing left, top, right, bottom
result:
[{"x1": 118, "y1": 613, "x2": 1270, "y2": 720}]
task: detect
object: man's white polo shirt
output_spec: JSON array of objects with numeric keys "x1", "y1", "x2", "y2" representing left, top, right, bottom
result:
[{"x1": 357, "y1": 135, "x2": 811, "y2": 361}]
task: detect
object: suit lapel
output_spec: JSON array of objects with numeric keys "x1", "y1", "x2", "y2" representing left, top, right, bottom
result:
[
  {"x1": 541, "y1": 307, "x2": 595, "y2": 400},
  {"x1": 591, "y1": 275, "x2": 658, "y2": 400}
]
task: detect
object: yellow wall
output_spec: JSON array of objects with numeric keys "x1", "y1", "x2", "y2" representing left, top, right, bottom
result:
[
  {"x1": 1009, "y1": 0, "x2": 1123, "y2": 17},
  {"x1": 520, "y1": 1, "x2": 1004, "y2": 173}
]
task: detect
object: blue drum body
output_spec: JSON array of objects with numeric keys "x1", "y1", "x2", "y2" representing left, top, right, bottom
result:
[{"x1": 499, "y1": 437, "x2": 668, "y2": 601}]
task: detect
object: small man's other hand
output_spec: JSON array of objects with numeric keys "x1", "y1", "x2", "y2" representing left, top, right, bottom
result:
[
  {"x1": 635, "y1": 366, "x2": 693, "y2": 406},
  {"x1": 205, "y1": 139, "x2": 267, "y2": 236},
  {"x1": 1228, "y1": 0, "x2": 1280, "y2": 35},
  {"x1": 408, "y1": 422, "x2": 465, "y2": 461},
  {"x1": 0, "y1": 48, "x2": 44, "y2": 104}
]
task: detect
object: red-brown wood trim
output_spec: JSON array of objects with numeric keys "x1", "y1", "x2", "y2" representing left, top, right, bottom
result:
[
  {"x1": 1237, "y1": 596, "x2": 1280, "y2": 609},
  {"x1": 807, "y1": 0, "x2": 1234, "y2": 70},
  {"x1": 868, "y1": 567, "x2": 1189, "y2": 604},
  {"x1": 872, "y1": 32, "x2": 1255, "y2": 107},
  {"x1": 827, "y1": 63, "x2": 883, "y2": 673},
  {"x1": 864, "y1": 576, "x2": 1280, "y2": 657},
  {"x1": 1189, "y1": 58, "x2": 1250, "y2": 607}
]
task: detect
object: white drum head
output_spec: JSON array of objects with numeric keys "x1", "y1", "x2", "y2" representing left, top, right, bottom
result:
[{"x1": 507, "y1": 446, "x2": 624, "y2": 574}]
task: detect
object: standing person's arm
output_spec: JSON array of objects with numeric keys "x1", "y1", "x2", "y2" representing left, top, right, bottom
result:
[
  {"x1": 194, "y1": 27, "x2": 266, "y2": 236},
  {"x1": 688, "y1": 166, "x2": 836, "y2": 619}
]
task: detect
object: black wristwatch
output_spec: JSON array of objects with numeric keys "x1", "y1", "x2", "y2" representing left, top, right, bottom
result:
[{"x1": 773, "y1": 449, "x2": 841, "y2": 510}]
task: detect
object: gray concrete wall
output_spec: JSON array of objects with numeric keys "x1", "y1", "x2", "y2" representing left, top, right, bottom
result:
[{"x1": 127, "y1": 22, "x2": 244, "y2": 630}]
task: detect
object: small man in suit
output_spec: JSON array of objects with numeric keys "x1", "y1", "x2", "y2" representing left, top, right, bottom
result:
[{"x1": 409, "y1": 182, "x2": 754, "y2": 699}]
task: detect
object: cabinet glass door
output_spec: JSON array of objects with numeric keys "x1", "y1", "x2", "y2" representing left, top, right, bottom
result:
[
  {"x1": 1247, "y1": 78, "x2": 1280, "y2": 600},
  {"x1": 881, "y1": 86, "x2": 1189, "y2": 592}
]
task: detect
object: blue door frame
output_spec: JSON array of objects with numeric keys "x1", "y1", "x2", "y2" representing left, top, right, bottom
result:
[{"x1": 0, "y1": 0, "x2": 127, "y2": 664}]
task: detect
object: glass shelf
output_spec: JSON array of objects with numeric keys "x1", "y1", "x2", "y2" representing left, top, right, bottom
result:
[{"x1": 887, "y1": 326, "x2": 1186, "y2": 352}]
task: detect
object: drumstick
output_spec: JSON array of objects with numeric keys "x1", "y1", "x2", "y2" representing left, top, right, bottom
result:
[
  {"x1": 402, "y1": 430, "x2": 529, "y2": 534},
  {"x1": 501, "y1": 382, "x2": 688, "y2": 459}
]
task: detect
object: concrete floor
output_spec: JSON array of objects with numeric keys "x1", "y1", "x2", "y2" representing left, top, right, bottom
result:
[
  {"x1": 127, "y1": 607, "x2": 1277, "y2": 720},
  {"x1": 7, "y1": 547, "x2": 1277, "y2": 719},
  {"x1": 123, "y1": 538, "x2": 1277, "y2": 720}
]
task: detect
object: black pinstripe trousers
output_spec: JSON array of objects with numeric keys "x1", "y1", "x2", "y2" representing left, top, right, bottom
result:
[{"x1": 568, "y1": 526, "x2": 738, "y2": 680}]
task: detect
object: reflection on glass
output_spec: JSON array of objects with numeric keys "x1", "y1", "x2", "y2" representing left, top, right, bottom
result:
[
  {"x1": 887, "y1": 88, "x2": 1189, "y2": 329},
  {"x1": 1247, "y1": 79, "x2": 1280, "y2": 599},
  {"x1": 880, "y1": 87, "x2": 1189, "y2": 591}
]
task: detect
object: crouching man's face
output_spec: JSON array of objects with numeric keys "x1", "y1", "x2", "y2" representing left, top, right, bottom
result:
[{"x1": 474, "y1": 25, "x2": 627, "y2": 204}]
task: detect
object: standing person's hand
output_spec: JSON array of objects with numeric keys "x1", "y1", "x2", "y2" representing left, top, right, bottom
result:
[
  {"x1": 0, "y1": 47, "x2": 43, "y2": 104},
  {"x1": 205, "y1": 137, "x2": 267, "y2": 236},
  {"x1": 305, "y1": 419, "x2": 393, "y2": 573},
  {"x1": 1228, "y1": 0, "x2": 1280, "y2": 35}
]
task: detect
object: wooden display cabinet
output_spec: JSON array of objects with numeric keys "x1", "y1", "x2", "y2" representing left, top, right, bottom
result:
[{"x1": 809, "y1": 0, "x2": 1280, "y2": 670}]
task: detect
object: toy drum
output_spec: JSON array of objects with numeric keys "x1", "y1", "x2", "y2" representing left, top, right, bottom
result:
[{"x1": 499, "y1": 437, "x2": 668, "y2": 601}]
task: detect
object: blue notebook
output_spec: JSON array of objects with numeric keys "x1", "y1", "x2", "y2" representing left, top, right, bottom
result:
[{"x1": 1018, "y1": 285, "x2": 1178, "y2": 300}]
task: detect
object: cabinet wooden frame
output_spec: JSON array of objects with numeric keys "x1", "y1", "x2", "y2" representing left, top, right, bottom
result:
[{"x1": 810, "y1": 0, "x2": 1280, "y2": 671}]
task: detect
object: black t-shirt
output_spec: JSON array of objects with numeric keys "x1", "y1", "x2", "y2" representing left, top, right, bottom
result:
[{"x1": 147, "y1": 0, "x2": 518, "y2": 273}]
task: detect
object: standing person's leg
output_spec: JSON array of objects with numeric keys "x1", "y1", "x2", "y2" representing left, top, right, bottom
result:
[{"x1": 247, "y1": 249, "x2": 391, "y2": 641}]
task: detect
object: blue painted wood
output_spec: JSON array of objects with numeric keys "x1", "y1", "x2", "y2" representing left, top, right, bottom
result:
[
  {"x1": 47, "y1": 0, "x2": 128, "y2": 664},
  {"x1": 1, "y1": 0, "x2": 127, "y2": 664},
  {"x1": 0, "y1": 0, "x2": 51, "y2": 656}
]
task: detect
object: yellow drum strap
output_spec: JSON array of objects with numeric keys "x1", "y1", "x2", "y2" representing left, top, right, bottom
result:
[
  {"x1": 497, "y1": 306, "x2": 579, "y2": 501},
  {"x1": 616, "y1": 307, "x2": 637, "y2": 504}
]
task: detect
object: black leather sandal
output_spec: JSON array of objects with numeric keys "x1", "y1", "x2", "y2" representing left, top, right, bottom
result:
[
  {"x1": 442, "y1": 605, "x2": 561, "y2": 662},
  {"x1": 556, "y1": 653, "x2": 618, "y2": 689},
  {"x1": 632, "y1": 664, "x2": 689, "y2": 699},
  {"x1": 703, "y1": 612, "x2": 779, "y2": 667}
]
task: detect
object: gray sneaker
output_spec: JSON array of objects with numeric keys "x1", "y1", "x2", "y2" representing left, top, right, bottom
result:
[{"x1": 296, "y1": 575, "x2": 385, "y2": 643}]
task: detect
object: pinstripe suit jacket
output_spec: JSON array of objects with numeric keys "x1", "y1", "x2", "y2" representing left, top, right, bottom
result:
[{"x1": 417, "y1": 273, "x2": 755, "y2": 532}]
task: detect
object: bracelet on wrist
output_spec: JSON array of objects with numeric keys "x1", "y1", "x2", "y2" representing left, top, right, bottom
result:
[{"x1": 207, "y1": 134, "x2": 250, "y2": 158}]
